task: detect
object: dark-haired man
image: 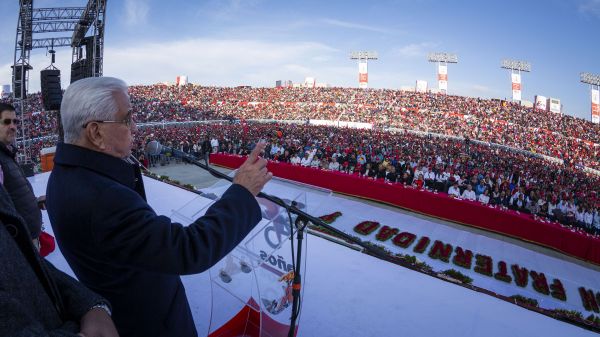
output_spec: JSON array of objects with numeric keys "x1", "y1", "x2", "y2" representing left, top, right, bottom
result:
[{"x1": 0, "y1": 103, "x2": 44, "y2": 250}]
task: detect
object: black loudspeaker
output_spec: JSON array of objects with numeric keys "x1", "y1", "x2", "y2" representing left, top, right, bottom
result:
[
  {"x1": 11, "y1": 65, "x2": 29, "y2": 99},
  {"x1": 40, "y1": 69, "x2": 63, "y2": 111},
  {"x1": 20, "y1": 162, "x2": 34, "y2": 177},
  {"x1": 70, "y1": 59, "x2": 91, "y2": 84}
]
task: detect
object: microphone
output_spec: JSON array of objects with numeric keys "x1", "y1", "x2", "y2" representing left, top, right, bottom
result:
[
  {"x1": 141, "y1": 142, "x2": 396, "y2": 337},
  {"x1": 144, "y1": 141, "x2": 297, "y2": 208},
  {"x1": 142, "y1": 142, "x2": 368, "y2": 248},
  {"x1": 145, "y1": 140, "x2": 163, "y2": 156},
  {"x1": 125, "y1": 154, "x2": 150, "y2": 172}
]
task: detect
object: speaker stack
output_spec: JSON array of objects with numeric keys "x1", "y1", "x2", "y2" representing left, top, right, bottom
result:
[
  {"x1": 11, "y1": 64, "x2": 31, "y2": 99},
  {"x1": 40, "y1": 69, "x2": 63, "y2": 111},
  {"x1": 71, "y1": 59, "x2": 91, "y2": 84}
]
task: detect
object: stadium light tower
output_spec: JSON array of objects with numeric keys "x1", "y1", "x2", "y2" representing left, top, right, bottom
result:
[
  {"x1": 427, "y1": 52, "x2": 458, "y2": 94},
  {"x1": 501, "y1": 59, "x2": 531, "y2": 102},
  {"x1": 349, "y1": 51, "x2": 378, "y2": 88},
  {"x1": 581, "y1": 72, "x2": 600, "y2": 124}
]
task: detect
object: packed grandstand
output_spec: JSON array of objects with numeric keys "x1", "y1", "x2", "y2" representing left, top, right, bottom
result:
[{"x1": 3, "y1": 84, "x2": 600, "y2": 234}]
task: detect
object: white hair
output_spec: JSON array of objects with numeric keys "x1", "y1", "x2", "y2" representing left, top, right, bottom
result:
[{"x1": 61, "y1": 77, "x2": 129, "y2": 144}]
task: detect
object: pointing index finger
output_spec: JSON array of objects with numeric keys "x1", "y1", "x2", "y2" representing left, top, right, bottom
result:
[{"x1": 247, "y1": 142, "x2": 266, "y2": 164}]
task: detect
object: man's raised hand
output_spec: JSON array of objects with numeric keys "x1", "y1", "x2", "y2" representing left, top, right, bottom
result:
[{"x1": 233, "y1": 142, "x2": 272, "y2": 196}]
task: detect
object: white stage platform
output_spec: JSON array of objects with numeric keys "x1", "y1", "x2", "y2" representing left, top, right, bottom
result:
[{"x1": 28, "y1": 172, "x2": 598, "y2": 337}]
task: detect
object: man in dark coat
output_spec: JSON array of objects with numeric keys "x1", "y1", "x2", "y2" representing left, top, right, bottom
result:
[
  {"x1": 201, "y1": 135, "x2": 211, "y2": 163},
  {"x1": 46, "y1": 77, "x2": 272, "y2": 337},
  {"x1": 0, "y1": 103, "x2": 43, "y2": 249},
  {"x1": 0, "y1": 182, "x2": 118, "y2": 336}
]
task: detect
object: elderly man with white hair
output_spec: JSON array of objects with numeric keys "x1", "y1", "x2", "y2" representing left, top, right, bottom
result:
[{"x1": 46, "y1": 77, "x2": 272, "y2": 337}]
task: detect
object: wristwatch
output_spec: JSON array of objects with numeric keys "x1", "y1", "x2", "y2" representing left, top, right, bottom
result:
[{"x1": 91, "y1": 302, "x2": 112, "y2": 316}]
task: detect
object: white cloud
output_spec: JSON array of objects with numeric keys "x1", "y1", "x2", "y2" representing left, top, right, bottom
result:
[
  {"x1": 201, "y1": 0, "x2": 264, "y2": 20},
  {"x1": 102, "y1": 38, "x2": 342, "y2": 87},
  {"x1": 321, "y1": 18, "x2": 393, "y2": 34},
  {"x1": 123, "y1": 0, "x2": 150, "y2": 26},
  {"x1": 0, "y1": 38, "x2": 362, "y2": 91},
  {"x1": 392, "y1": 42, "x2": 437, "y2": 58},
  {"x1": 579, "y1": 0, "x2": 600, "y2": 17},
  {"x1": 471, "y1": 84, "x2": 493, "y2": 93}
]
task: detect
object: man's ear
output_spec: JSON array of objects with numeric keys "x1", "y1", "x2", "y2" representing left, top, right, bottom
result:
[{"x1": 84, "y1": 123, "x2": 106, "y2": 150}]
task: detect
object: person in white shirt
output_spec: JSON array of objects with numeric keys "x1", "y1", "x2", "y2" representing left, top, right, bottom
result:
[
  {"x1": 558, "y1": 199, "x2": 569, "y2": 214},
  {"x1": 593, "y1": 207, "x2": 600, "y2": 235},
  {"x1": 310, "y1": 157, "x2": 321, "y2": 169},
  {"x1": 448, "y1": 182, "x2": 461, "y2": 198},
  {"x1": 435, "y1": 169, "x2": 449, "y2": 192},
  {"x1": 509, "y1": 188, "x2": 524, "y2": 205},
  {"x1": 453, "y1": 173, "x2": 462, "y2": 185},
  {"x1": 328, "y1": 157, "x2": 340, "y2": 171},
  {"x1": 583, "y1": 207, "x2": 594, "y2": 232},
  {"x1": 424, "y1": 168, "x2": 436, "y2": 189},
  {"x1": 270, "y1": 143, "x2": 280, "y2": 158},
  {"x1": 290, "y1": 153, "x2": 301, "y2": 165},
  {"x1": 300, "y1": 149, "x2": 316, "y2": 167},
  {"x1": 565, "y1": 200, "x2": 577, "y2": 225},
  {"x1": 547, "y1": 200, "x2": 557, "y2": 220},
  {"x1": 210, "y1": 137, "x2": 219, "y2": 153},
  {"x1": 461, "y1": 184, "x2": 476, "y2": 201},
  {"x1": 478, "y1": 189, "x2": 490, "y2": 204}
]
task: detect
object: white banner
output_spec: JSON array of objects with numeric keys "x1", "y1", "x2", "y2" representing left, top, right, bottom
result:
[
  {"x1": 511, "y1": 73, "x2": 521, "y2": 101},
  {"x1": 438, "y1": 64, "x2": 448, "y2": 93},
  {"x1": 416, "y1": 80, "x2": 428, "y2": 93},
  {"x1": 592, "y1": 89, "x2": 600, "y2": 124},
  {"x1": 534, "y1": 95, "x2": 547, "y2": 111},
  {"x1": 359, "y1": 61, "x2": 368, "y2": 88},
  {"x1": 309, "y1": 119, "x2": 373, "y2": 129},
  {"x1": 304, "y1": 77, "x2": 316, "y2": 88},
  {"x1": 176, "y1": 75, "x2": 188, "y2": 86},
  {"x1": 548, "y1": 98, "x2": 561, "y2": 114}
]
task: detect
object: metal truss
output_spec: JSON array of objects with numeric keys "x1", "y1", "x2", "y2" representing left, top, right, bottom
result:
[
  {"x1": 12, "y1": 1, "x2": 108, "y2": 164},
  {"x1": 32, "y1": 21, "x2": 79, "y2": 33},
  {"x1": 32, "y1": 7, "x2": 85, "y2": 21},
  {"x1": 30, "y1": 37, "x2": 73, "y2": 49}
]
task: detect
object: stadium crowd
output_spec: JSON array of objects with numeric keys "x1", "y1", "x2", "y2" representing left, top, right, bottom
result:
[
  {"x1": 133, "y1": 122, "x2": 600, "y2": 234},
  {"x1": 125, "y1": 84, "x2": 600, "y2": 169},
  {"x1": 4, "y1": 85, "x2": 600, "y2": 169},
  {"x1": 3, "y1": 85, "x2": 600, "y2": 233}
]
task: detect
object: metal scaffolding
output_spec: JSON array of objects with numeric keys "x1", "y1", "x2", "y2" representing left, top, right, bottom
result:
[{"x1": 11, "y1": 0, "x2": 107, "y2": 164}]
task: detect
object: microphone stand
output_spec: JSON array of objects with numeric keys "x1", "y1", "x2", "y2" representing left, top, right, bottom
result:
[{"x1": 152, "y1": 146, "x2": 401, "y2": 336}]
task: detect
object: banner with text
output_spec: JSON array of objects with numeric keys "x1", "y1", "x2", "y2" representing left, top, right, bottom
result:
[
  {"x1": 359, "y1": 61, "x2": 368, "y2": 88},
  {"x1": 592, "y1": 88, "x2": 599, "y2": 124},
  {"x1": 511, "y1": 73, "x2": 522, "y2": 101},
  {"x1": 535, "y1": 95, "x2": 547, "y2": 111},
  {"x1": 438, "y1": 63, "x2": 448, "y2": 93}
]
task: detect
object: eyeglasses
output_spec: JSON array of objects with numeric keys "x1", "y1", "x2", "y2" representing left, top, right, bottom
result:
[
  {"x1": 2, "y1": 118, "x2": 21, "y2": 126},
  {"x1": 82, "y1": 111, "x2": 134, "y2": 128}
]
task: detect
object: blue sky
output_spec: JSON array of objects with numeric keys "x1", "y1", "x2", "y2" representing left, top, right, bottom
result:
[{"x1": 0, "y1": 0, "x2": 599, "y2": 120}]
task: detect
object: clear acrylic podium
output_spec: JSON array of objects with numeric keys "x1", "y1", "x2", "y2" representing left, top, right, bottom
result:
[{"x1": 171, "y1": 175, "x2": 332, "y2": 337}]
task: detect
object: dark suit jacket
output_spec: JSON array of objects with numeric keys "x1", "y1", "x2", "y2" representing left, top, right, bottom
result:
[
  {"x1": 0, "y1": 183, "x2": 104, "y2": 336},
  {"x1": 46, "y1": 143, "x2": 262, "y2": 337},
  {"x1": 0, "y1": 142, "x2": 43, "y2": 239}
]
